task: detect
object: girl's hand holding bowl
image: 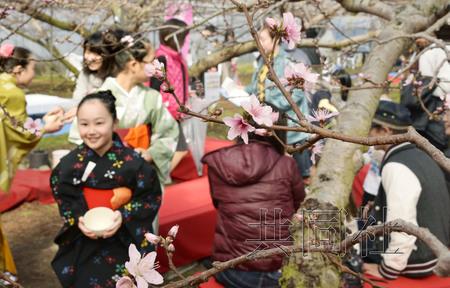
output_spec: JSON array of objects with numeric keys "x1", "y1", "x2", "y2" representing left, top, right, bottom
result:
[{"x1": 80, "y1": 207, "x2": 121, "y2": 239}]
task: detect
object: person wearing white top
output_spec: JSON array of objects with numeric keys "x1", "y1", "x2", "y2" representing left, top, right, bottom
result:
[
  {"x1": 418, "y1": 42, "x2": 450, "y2": 99},
  {"x1": 363, "y1": 100, "x2": 450, "y2": 279},
  {"x1": 66, "y1": 31, "x2": 118, "y2": 140}
]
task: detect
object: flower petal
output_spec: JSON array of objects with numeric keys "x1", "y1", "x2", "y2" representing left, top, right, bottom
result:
[
  {"x1": 227, "y1": 126, "x2": 240, "y2": 141},
  {"x1": 271, "y1": 112, "x2": 279, "y2": 123},
  {"x1": 255, "y1": 128, "x2": 268, "y2": 136},
  {"x1": 136, "y1": 276, "x2": 148, "y2": 288},
  {"x1": 241, "y1": 130, "x2": 249, "y2": 144},
  {"x1": 144, "y1": 233, "x2": 160, "y2": 245},
  {"x1": 125, "y1": 244, "x2": 141, "y2": 276},
  {"x1": 116, "y1": 276, "x2": 135, "y2": 288},
  {"x1": 168, "y1": 225, "x2": 179, "y2": 238},
  {"x1": 142, "y1": 269, "x2": 164, "y2": 285},
  {"x1": 223, "y1": 115, "x2": 241, "y2": 127},
  {"x1": 139, "y1": 251, "x2": 157, "y2": 270},
  {"x1": 23, "y1": 117, "x2": 34, "y2": 130}
]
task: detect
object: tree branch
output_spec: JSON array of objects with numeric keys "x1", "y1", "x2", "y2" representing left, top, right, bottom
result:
[
  {"x1": 189, "y1": 40, "x2": 256, "y2": 78},
  {"x1": 15, "y1": 3, "x2": 91, "y2": 37},
  {"x1": 161, "y1": 219, "x2": 450, "y2": 288},
  {"x1": 181, "y1": 103, "x2": 450, "y2": 173},
  {"x1": 32, "y1": 11, "x2": 90, "y2": 36},
  {"x1": 189, "y1": 29, "x2": 380, "y2": 78},
  {"x1": 0, "y1": 24, "x2": 79, "y2": 76},
  {"x1": 337, "y1": 0, "x2": 395, "y2": 21}
]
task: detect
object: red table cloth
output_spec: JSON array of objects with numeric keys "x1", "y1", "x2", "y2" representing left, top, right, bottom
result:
[{"x1": 157, "y1": 176, "x2": 216, "y2": 272}]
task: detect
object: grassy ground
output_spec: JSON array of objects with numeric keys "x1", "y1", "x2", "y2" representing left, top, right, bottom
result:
[
  {"x1": 35, "y1": 134, "x2": 76, "y2": 152},
  {"x1": 27, "y1": 75, "x2": 75, "y2": 98}
]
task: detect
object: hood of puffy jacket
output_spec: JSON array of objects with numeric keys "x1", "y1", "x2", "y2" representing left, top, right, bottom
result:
[{"x1": 202, "y1": 141, "x2": 283, "y2": 186}]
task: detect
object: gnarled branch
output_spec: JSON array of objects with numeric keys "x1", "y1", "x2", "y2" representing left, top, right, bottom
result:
[
  {"x1": 337, "y1": 0, "x2": 395, "y2": 21},
  {"x1": 162, "y1": 219, "x2": 450, "y2": 288}
]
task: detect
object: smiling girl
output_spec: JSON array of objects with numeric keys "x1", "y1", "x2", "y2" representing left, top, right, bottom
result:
[
  {"x1": 70, "y1": 30, "x2": 179, "y2": 184},
  {"x1": 51, "y1": 90, "x2": 162, "y2": 287}
]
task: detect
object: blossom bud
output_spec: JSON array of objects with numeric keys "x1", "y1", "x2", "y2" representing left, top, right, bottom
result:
[
  {"x1": 168, "y1": 225, "x2": 179, "y2": 239},
  {"x1": 145, "y1": 233, "x2": 161, "y2": 245},
  {"x1": 167, "y1": 244, "x2": 175, "y2": 253},
  {"x1": 294, "y1": 213, "x2": 303, "y2": 222},
  {"x1": 161, "y1": 82, "x2": 170, "y2": 92}
]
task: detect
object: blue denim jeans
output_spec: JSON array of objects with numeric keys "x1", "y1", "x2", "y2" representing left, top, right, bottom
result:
[{"x1": 215, "y1": 269, "x2": 281, "y2": 288}]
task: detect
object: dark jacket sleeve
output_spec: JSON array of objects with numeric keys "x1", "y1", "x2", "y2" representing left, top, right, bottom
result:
[
  {"x1": 50, "y1": 164, "x2": 88, "y2": 245},
  {"x1": 118, "y1": 160, "x2": 162, "y2": 253}
]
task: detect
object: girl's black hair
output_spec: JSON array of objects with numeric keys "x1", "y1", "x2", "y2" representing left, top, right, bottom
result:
[
  {"x1": 159, "y1": 18, "x2": 188, "y2": 51},
  {"x1": 0, "y1": 47, "x2": 32, "y2": 73},
  {"x1": 77, "y1": 90, "x2": 117, "y2": 120},
  {"x1": 82, "y1": 30, "x2": 121, "y2": 79},
  {"x1": 103, "y1": 29, "x2": 152, "y2": 73}
]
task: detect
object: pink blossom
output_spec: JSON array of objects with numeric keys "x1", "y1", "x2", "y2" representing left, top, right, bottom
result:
[
  {"x1": 310, "y1": 141, "x2": 324, "y2": 165},
  {"x1": 443, "y1": 93, "x2": 450, "y2": 110},
  {"x1": 167, "y1": 225, "x2": 179, "y2": 239},
  {"x1": 241, "y1": 95, "x2": 274, "y2": 126},
  {"x1": 265, "y1": 12, "x2": 301, "y2": 49},
  {"x1": 223, "y1": 114, "x2": 256, "y2": 144},
  {"x1": 271, "y1": 111, "x2": 279, "y2": 123},
  {"x1": 293, "y1": 213, "x2": 303, "y2": 222},
  {"x1": 282, "y1": 12, "x2": 301, "y2": 49},
  {"x1": 125, "y1": 244, "x2": 163, "y2": 287},
  {"x1": 144, "y1": 233, "x2": 161, "y2": 245},
  {"x1": 306, "y1": 109, "x2": 339, "y2": 124},
  {"x1": 116, "y1": 276, "x2": 136, "y2": 288},
  {"x1": 283, "y1": 63, "x2": 319, "y2": 92},
  {"x1": 254, "y1": 112, "x2": 279, "y2": 135},
  {"x1": 24, "y1": 117, "x2": 43, "y2": 136},
  {"x1": 144, "y1": 59, "x2": 165, "y2": 80},
  {"x1": 265, "y1": 17, "x2": 280, "y2": 30},
  {"x1": 160, "y1": 82, "x2": 171, "y2": 92},
  {"x1": 0, "y1": 43, "x2": 14, "y2": 58},
  {"x1": 255, "y1": 128, "x2": 268, "y2": 136}
]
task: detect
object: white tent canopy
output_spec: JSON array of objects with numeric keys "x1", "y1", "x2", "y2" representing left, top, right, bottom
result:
[{"x1": 26, "y1": 94, "x2": 76, "y2": 116}]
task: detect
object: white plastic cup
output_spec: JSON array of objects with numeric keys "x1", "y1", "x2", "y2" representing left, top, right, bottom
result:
[{"x1": 51, "y1": 149, "x2": 70, "y2": 168}]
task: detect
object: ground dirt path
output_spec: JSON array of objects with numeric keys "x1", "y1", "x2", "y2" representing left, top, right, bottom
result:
[{"x1": 2, "y1": 202, "x2": 62, "y2": 288}]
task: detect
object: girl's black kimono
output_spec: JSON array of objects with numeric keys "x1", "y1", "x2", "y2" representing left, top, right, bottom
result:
[{"x1": 50, "y1": 134, "x2": 162, "y2": 288}]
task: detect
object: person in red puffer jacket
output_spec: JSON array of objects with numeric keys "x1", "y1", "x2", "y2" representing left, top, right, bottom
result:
[
  {"x1": 202, "y1": 122, "x2": 305, "y2": 288},
  {"x1": 150, "y1": 18, "x2": 190, "y2": 171}
]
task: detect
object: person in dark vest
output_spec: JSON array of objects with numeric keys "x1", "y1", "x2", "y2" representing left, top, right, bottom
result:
[
  {"x1": 442, "y1": 109, "x2": 450, "y2": 193},
  {"x1": 362, "y1": 100, "x2": 450, "y2": 279},
  {"x1": 202, "y1": 115, "x2": 305, "y2": 288}
]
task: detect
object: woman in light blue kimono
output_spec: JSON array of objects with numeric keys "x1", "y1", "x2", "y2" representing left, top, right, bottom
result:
[
  {"x1": 246, "y1": 25, "x2": 311, "y2": 179},
  {"x1": 69, "y1": 29, "x2": 178, "y2": 184}
]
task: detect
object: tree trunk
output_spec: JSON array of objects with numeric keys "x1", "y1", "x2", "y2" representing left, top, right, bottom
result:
[{"x1": 281, "y1": 1, "x2": 449, "y2": 287}]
